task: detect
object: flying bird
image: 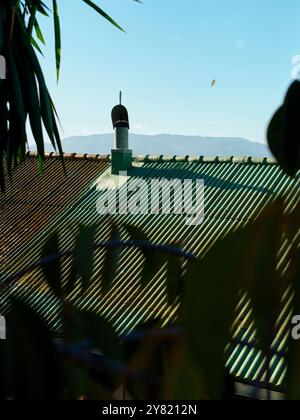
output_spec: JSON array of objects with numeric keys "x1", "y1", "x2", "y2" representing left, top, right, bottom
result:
[{"x1": 211, "y1": 79, "x2": 217, "y2": 87}]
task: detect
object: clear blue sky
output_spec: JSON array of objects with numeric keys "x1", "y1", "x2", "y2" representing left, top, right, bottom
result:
[{"x1": 35, "y1": 0, "x2": 300, "y2": 145}]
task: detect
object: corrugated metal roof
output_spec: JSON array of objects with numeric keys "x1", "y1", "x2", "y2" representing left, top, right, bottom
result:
[
  {"x1": 0, "y1": 153, "x2": 110, "y2": 269},
  {"x1": 0, "y1": 152, "x2": 299, "y2": 391}
]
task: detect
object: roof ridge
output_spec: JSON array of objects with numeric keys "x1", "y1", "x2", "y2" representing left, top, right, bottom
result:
[
  {"x1": 26, "y1": 151, "x2": 110, "y2": 162},
  {"x1": 26, "y1": 151, "x2": 277, "y2": 165},
  {"x1": 134, "y1": 155, "x2": 276, "y2": 164}
]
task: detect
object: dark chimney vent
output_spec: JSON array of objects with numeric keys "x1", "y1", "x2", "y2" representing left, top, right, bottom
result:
[{"x1": 111, "y1": 92, "x2": 132, "y2": 174}]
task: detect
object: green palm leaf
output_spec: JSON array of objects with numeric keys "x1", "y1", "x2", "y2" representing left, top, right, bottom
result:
[
  {"x1": 0, "y1": 0, "x2": 140, "y2": 190},
  {"x1": 82, "y1": 0, "x2": 125, "y2": 32},
  {"x1": 52, "y1": 0, "x2": 61, "y2": 81}
]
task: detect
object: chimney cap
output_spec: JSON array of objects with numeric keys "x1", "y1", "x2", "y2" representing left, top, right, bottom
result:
[
  {"x1": 111, "y1": 105, "x2": 129, "y2": 129},
  {"x1": 111, "y1": 91, "x2": 129, "y2": 129}
]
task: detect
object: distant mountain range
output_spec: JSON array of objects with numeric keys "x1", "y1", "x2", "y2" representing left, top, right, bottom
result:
[{"x1": 37, "y1": 133, "x2": 272, "y2": 158}]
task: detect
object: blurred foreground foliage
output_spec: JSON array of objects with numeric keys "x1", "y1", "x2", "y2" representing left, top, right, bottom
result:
[{"x1": 0, "y1": 196, "x2": 299, "y2": 400}]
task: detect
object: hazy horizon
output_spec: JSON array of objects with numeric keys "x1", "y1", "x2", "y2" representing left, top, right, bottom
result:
[
  {"x1": 28, "y1": 131, "x2": 263, "y2": 147},
  {"x1": 31, "y1": 132, "x2": 271, "y2": 158}
]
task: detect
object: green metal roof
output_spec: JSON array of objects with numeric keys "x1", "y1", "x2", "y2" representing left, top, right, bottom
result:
[{"x1": 0, "y1": 152, "x2": 299, "y2": 391}]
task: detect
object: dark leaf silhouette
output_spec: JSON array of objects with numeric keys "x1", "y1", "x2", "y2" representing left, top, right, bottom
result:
[
  {"x1": 6, "y1": 298, "x2": 61, "y2": 400},
  {"x1": 268, "y1": 81, "x2": 300, "y2": 177},
  {"x1": 41, "y1": 232, "x2": 61, "y2": 298}
]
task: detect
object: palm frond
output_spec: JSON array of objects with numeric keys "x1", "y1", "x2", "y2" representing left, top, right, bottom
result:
[{"x1": 0, "y1": 0, "x2": 140, "y2": 190}]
